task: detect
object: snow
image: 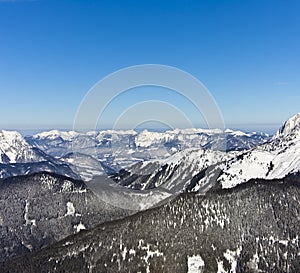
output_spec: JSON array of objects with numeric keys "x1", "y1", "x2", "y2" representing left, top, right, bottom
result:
[
  {"x1": 225, "y1": 129, "x2": 250, "y2": 137},
  {"x1": 129, "y1": 249, "x2": 136, "y2": 256},
  {"x1": 135, "y1": 128, "x2": 224, "y2": 148},
  {"x1": 62, "y1": 241, "x2": 73, "y2": 246},
  {"x1": 187, "y1": 255, "x2": 205, "y2": 273},
  {"x1": 66, "y1": 202, "x2": 75, "y2": 216},
  {"x1": 218, "y1": 114, "x2": 300, "y2": 189},
  {"x1": 60, "y1": 152, "x2": 105, "y2": 181},
  {"x1": 21, "y1": 241, "x2": 33, "y2": 251},
  {"x1": 273, "y1": 113, "x2": 300, "y2": 139},
  {"x1": 139, "y1": 243, "x2": 164, "y2": 273},
  {"x1": 220, "y1": 150, "x2": 274, "y2": 188},
  {"x1": 217, "y1": 260, "x2": 226, "y2": 273},
  {"x1": 24, "y1": 200, "x2": 37, "y2": 226},
  {"x1": 223, "y1": 249, "x2": 238, "y2": 272},
  {"x1": 33, "y1": 130, "x2": 80, "y2": 141},
  {"x1": 74, "y1": 222, "x2": 86, "y2": 232},
  {"x1": 0, "y1": 130, "x2": 41, "y2": 163},
  {"x1": 121, "y1": 246, "x2": 127, "y2": 260},
  {"x1": 278, "y1": 239, "x2": 289, "y2": 246}
]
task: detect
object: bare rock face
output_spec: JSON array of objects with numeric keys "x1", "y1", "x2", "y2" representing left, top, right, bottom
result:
[{"x1": 2, "y1": 174, "x2": 300, "y2": 273}]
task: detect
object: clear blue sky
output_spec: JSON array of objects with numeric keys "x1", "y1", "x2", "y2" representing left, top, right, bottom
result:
[{"x1": 0, "y1": 0, "x2": 299, "y2": 133}]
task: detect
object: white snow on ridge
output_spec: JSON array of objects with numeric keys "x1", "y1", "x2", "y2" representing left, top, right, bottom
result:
[
  {"x1": 273, "y1": 113, "x2": 300, "y2": 139},
  {"x1": 0, "y1": 130, "x2": 45, "y2": 164},
  {"x1": 225, "y1": 129, "x2": 250, "y2": 137},
  {"x1": 135, "y1": 128, "x2": 226, "y2": 148},
  {"x1": 218, "y1": 113, "x2": 300, "y2": 189},
  {"x1": 0, "y1": 130, "x2": 28, "y2": 163},
  {"x1": 33, "y1": 130, "x2": 80, "y2": 141}
]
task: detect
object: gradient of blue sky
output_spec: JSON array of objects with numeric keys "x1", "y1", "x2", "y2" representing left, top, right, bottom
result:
[{"x1": 0, "y1": 0, "x2": 299, "y2": 132}]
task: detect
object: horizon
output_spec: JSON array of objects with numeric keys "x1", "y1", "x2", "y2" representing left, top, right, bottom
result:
[{"x1": 3, "y1": 123, "x2": 281, "y2": 137}]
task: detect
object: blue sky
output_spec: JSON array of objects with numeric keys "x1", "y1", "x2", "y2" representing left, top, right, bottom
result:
[{"x1": 0, "y1": 0, "x2": 299, "y2": 133}]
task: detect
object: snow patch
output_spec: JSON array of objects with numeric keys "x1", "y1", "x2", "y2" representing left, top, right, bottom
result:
[
  {"x1": 187, "y1": 255, "x2": 205, "y2": 273},
  {"x1": 24, "y1": 200, "x2": 37, "y2": 226},
  {"x1": 74, "y1": 222, "x2": 86, "y2": 232},
  {"x1": 65, "y1": 202, "x2": 75, "y2": 216}
]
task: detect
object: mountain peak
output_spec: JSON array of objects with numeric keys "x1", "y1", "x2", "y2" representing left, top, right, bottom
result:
[
  {"x1": 0, "y1": 130, "x2": 24, "y2": 143},
  {"x1": 0, "y1": 130, "x2": 29, "y2": 152},
  {"x1": 0, "y1": 130, "x2": 47, "y2": 164},
  {"x1": 274, "y1": 113, "x2": 300, "y2": 139},
  {"x1": 33, "y1": 130, "x2": 79, "y2": 141}
]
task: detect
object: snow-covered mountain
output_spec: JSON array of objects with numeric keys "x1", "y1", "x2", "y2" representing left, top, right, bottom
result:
[
  {"x1": 0, "y1": 130, "x2": 47, "y2": 163},
  {"x1": 111, "y1": 113, "x2": 300, "y2": 194},
  {"x1": 0, "y1": 130, "x2": 79, "y2": 179},
  {"x1": 25, "y1": 128, "x2": 269, "y2": 177},
  {"x1": 111, "y1": 148, "x2": 235, "y2": 193},
  {"x1": 195, "y1": 113, "x2": 300, "y2": 190},
  {"x1": 0, "y1": 115, "x2": 299, "y2": 270},
  {"x1": 0, "y1": 126, "x2": 270, "y2": 182},
  {"x1": 273, "y1": 112, "x2": 300, "y2": 138},
  {"x1": 136, "y1": 128, "x2": 269, "y2": 152}
]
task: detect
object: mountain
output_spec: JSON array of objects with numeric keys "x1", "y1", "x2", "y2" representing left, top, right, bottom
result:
[
  {"x1": 3, "y1": 174, "x2": 299, "y2": 272},
  {"x1": 59, "y1": 152, "x2": 115, "y2": 181},
  {"x1": 0, "y1": 161, "x2": 79, "y2": 180},
  {"x1": 136, "y1": 128, "x2": 269, "y2": 152},
  {"x1": 0, "y1": 172, "x2": 130, "y2": 262},
  {"x1": 273, "y1": 112, "x2": 300, "y2": 138},
  {"x1": 107, "y1": 113, "x2": 300, "y2": 207},
  {"x1": 111, "y1": 148, "x2": 235, "y2": 193},
  {"x1": 0, "y1": 130, "x2": 47, "y2": 164},
  {"x1": 26, "y1": 129, "x2": 137, "y2": 160},
  {"x1": 205, "y1": 113, "x2": 300, "y2": 190},
  {"x1": 0, "y1": 130, "x2": 79, "y2": 180},
  {"x1": 0, "y1": 114, "x2": 298, "y2": 271}
]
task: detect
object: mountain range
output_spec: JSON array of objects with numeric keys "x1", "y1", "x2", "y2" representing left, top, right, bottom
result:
[
  {"x1": 0, "y1": 127, "x2": 270, "y2": 182},
  {"x1": 110, "y1": 113, "x2": 300, "y2": 196},
  {"x1": 0, "y1": 113, "x2": 299, "y2": 272},
  {"x1": 26, "y1": 127, "x2": 270, "y2": 173}
]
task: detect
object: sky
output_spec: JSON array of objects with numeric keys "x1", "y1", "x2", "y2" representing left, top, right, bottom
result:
[{"x1": 0, "y1": 0, "x2": 299, "y2": 133}]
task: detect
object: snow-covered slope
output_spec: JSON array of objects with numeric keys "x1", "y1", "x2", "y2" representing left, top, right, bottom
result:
[
  {"x1": 112, "y1": 148, "x2": 235, "y2": 193},
  {"x1": 273, "y1": 113, "x2": 300, "y2": 138},
  {"x1": 0, "y1": 130, "x2": 47, "y2": 163},
  {"x1": 60, "y1": 152, "x2": 116, "y2": 181},
  {"x1": 207, "y1": 113, "x2": 300, "y2": 189}
]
